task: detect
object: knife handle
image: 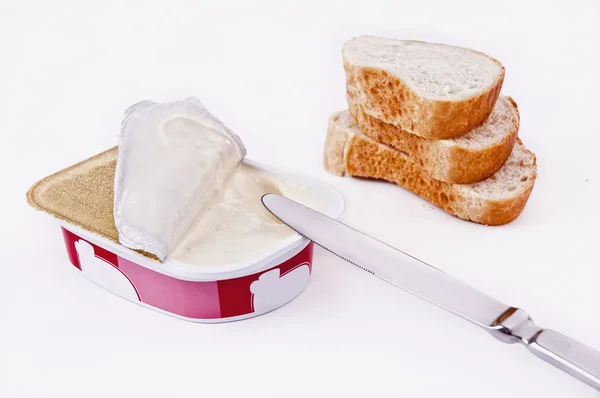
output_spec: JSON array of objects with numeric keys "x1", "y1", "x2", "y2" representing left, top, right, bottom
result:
[
  {"x1": 526, "y1": 329, "x2": 600, "y2": 390},
  {"x1": 492, "y1": 308, "x2": 600, "y2": 390}
]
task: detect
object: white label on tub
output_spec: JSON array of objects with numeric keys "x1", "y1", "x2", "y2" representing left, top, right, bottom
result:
[
  {"x1": 249, "y1": 264, "x2": 310, "y2": 313},
  {"x1": 75, "y1": 240, "x2": 139, "y2": 302}
]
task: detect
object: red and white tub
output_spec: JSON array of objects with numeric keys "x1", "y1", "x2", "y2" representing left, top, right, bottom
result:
[{"x1": 27, "y1": 147, "x2": 345, "y2": 323}]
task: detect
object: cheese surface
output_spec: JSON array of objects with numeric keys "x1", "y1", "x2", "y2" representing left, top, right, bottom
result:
[
  {"x1": 170, "y1": 162, "x2": 328, "y2": 266},
  {"x1": 114, "y1": 98, "x2": 246, "y2": 260}
]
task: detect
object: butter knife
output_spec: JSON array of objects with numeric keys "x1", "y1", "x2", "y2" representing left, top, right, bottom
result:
[{"x1": 261, "y1": 193, "x2": 600, "y2": 391}]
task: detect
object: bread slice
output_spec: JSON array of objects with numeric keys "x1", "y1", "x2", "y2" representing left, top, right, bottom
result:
[
  {"x1": 324, "y1": 112, "x2": 536, "y2": 225},
  {"x1": 348, "y1": 95, "x2": 519, "y2": 184},
  {"x1": 343, "y1": 36, "x2": 505, "y2": 139}
]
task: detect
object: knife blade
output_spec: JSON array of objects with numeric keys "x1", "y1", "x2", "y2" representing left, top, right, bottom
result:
[{"x1": 261, "y1": 193, "x2": 600, "y2": 391}]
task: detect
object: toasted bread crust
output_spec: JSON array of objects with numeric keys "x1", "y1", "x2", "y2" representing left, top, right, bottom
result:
[
  {"x1": 468, "y1": 186, "x2": 535, "y2": 226},
  {"x1": 343, "y1": 60, "x2": 505, "y2": 140},
  {"x1": 323, "y1": 114, "x2": 352, "y2": 176},
  {"x1": 347, "y1": 97, "x2": 519, "y2": 183},
  {"x1": 324, "y1": 118, "x2": 536, "y2": 226}
]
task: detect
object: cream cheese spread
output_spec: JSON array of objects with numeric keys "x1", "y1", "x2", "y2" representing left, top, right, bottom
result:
[
  {"x1": 115, "y1": 97, "x2": 329, "y2": 267},
  {"x1": 114, "y1": 98, "x2": 246, "y2": 261},
  {"x1": 170, "y1": 162, "x2": 328, "y2": 266}
]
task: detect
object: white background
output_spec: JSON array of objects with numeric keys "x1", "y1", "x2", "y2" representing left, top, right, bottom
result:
[{"x1": 1, "y1": 0, "x2": 599, "y2": 397}]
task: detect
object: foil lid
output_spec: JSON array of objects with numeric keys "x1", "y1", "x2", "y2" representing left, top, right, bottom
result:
[{"x1": 114, "y1": 97, "x2": 246, "y2": 261}]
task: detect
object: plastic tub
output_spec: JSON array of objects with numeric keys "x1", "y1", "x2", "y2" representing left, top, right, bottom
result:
[{"x1": 27, "y1": 148, "x2": 345, "y2": 323}]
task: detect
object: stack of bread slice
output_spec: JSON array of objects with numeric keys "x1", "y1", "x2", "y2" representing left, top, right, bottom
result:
[{"x1": 324, "y1": 36, "x2": 537, "y2": 225}]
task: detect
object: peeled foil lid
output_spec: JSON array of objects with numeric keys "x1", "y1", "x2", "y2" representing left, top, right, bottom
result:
[{"x1": 114, "y1": 97, "x2": 246, "y2": 261}]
